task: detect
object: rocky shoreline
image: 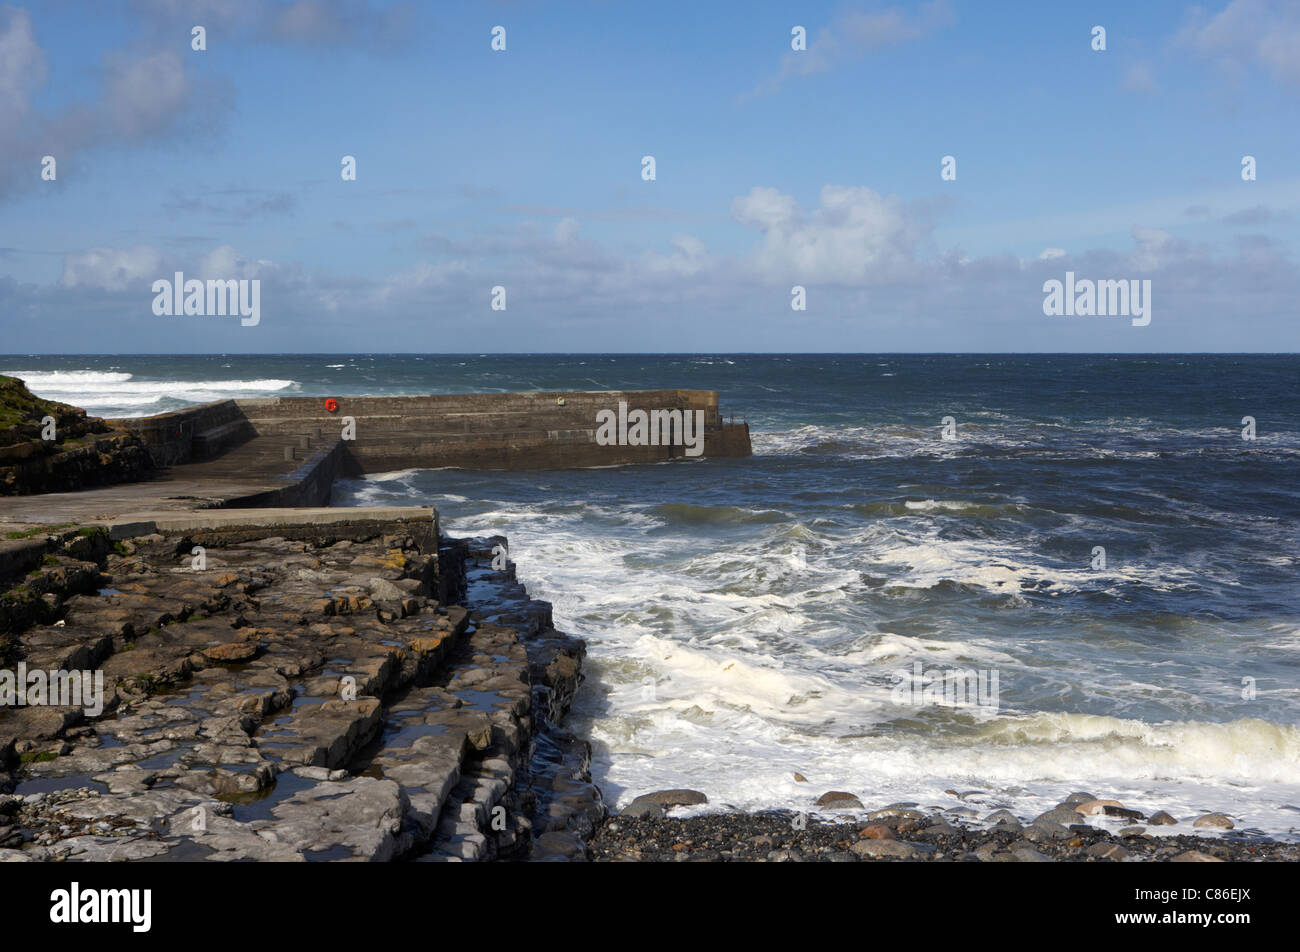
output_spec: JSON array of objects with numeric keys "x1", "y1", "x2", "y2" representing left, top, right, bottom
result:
[
  {"x1": 4, "y1": 516, "x2": 1298, "y2": 862},
  {"x1": 0, "y1": 516, "x2": 603, "y2": 862},
  {"x1": 589, "y1": 793, "x2": 1299, "y2": 863},
  {"x1": 4, "y1": 518, "x2": 1298, "y2": 862}
]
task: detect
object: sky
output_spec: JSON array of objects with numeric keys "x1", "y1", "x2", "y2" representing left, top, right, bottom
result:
[{"x1": 1, "y1": 0, "x2": 1298, "y2": 353}]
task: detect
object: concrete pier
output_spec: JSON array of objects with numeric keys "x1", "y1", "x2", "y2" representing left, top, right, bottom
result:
[
  {"x1": 119, "y1": 388, "x2": 751, "y2": 473},
  {"x1": 0, "y1": 389, "x2": 750, "y2": 526}
]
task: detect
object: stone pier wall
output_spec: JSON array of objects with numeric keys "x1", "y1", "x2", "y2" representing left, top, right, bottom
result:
[
  {"x1": 111, "y1": 400, "x2": 255, "y2": 468},
  {"x1": 110, "y1": 389, "x2": 752, "y2": 474}
]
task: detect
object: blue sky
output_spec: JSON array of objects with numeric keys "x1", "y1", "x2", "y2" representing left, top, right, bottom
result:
[{"x1": 1, "y1": 0, "x2": 1298, "y2": 352}]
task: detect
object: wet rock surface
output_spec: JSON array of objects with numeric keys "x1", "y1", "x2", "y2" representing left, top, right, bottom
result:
[{"x1": 0, "y1": 524, "x2": 599, "y2": 861}]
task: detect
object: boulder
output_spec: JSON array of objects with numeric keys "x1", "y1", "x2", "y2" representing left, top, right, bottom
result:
[
  {"x1": 630, "y1": 788, "x2": 708, "y2": 808},
  {"x1": 816, "y1": 791, "x2": 864, "y2": 810},
  {"x1": 1074, "y1": 798, "x2": 1124, "y2": 816}
]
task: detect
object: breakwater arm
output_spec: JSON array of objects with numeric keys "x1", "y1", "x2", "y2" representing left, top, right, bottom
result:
[{"x1": 115, "y1": 389, "x2": 751, "y2": 476}]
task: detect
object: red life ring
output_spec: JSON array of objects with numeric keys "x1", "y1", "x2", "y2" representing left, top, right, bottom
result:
[{"x1": 324, "y1": 398, "x2": 339, "y2": 413}]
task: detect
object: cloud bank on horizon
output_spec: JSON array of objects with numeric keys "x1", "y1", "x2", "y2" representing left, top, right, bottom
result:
[{"x1": 1, "y1": 0, "x2": 1298, "y2": 353}]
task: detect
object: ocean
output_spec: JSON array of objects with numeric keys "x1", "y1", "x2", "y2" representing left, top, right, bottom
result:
[{"x1": 5, "y1": 353, "x2": 1299, "y2": 837}]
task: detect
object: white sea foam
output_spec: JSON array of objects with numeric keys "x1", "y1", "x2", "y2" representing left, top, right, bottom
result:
[
  {"x1": 855, "y1": 523, "x2": 1202, "y2": 596},
  {"x1": 0, "y1": 370, "x2": 134, "y2": 385},
  {"x1": 331, "y1": 405, "x2": 1300, "y2": 837},
  {"x1": 751, "y1": 422, "x2": 1300, "y2": 460},
  {"x1": 424, "y1": 496, "x2": 1299, "y2": 835},
  {"x1": 903, "y1": 498, "x2": 979, "y2": 512},
  {"x1": 4, "y1": 370, "x2": 298, "y2": 416}
]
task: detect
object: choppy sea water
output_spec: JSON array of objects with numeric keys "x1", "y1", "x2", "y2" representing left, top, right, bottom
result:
[{"x1": 6, "y1": 354, "x2": 1299, "y2": 837}]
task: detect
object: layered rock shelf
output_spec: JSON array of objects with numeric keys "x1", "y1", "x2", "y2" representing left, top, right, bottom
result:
[{"x1": 0, "y1": 513, "x2": 601, "y2": 861}]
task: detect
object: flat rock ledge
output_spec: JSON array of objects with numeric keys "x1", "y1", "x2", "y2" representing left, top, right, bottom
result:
[{"x1": 0, "y1": 521, "x2": 601, "y2": 862}]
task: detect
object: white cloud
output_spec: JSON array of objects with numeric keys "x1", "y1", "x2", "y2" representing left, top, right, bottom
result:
[
  {"x1": 0, "y1": 25, "x2": 226, "y2": 200},
  {"x1": 731, "y1": 186, "x2": 800, "y2": 231},
  {"x1": 1128, "y1": 225, "x2": 1182, "y2": 270},
  {"x1": 0, "y1": 7, "x2": 45, "y2": 129},
  {"x1": 1123, "y1": 63, "x2": 1158, "y2": 94},
  {"x1": 133, "y1": 0, "x2": 415, "y2": 50},
  {"x1": 642, "y1": 234, "x2": 712, "y2": 277},
  {"x1": 554, "y1": 217, "x2": 581, "y2": 244},
  {"x1": 754, "y1": 1, "x2": 955, "y2": 95},
  {"x1": 20, "y1": 182, "x2": 1300, "y2": 352},
  {"x1": 61, "y1": 245, "x2": 164, "y2": 291},
  {"x1": 732, "y1": 184, "x2": 927, "y2": 284},
  {"x1": 60, "y1": 243, "x2": 281, "y2": 292},
  {"x1": 1178, "y1": 0, "x2": 1300, "y2": 85},
  {"x1": 103, "y1": 51, "x2": 191, "y2": 139},
  {"x1": 198, "y1": 245, "x2": 277, "y2": 280}
]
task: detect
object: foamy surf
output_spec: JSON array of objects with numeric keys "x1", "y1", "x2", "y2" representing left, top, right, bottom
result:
[
  {"x1": 2, "y1": 369, "x2": 298, "y2": 416},
  {"x1": 338, "y1": 478, "x2": 1296, "y2": 836}
]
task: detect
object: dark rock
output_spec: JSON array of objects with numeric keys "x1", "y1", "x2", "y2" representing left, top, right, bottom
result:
[
  {"x1": 1087, "y1": 842, "x2": 1129, "y2": 861},
  {"x1": 867, "y1": 806, "x2": 926, "y2": 821},
  {"x1": 815, "y1": 790, "x2": 863, "y2": 809},
  {"x1": 767, "y1": 848, "x2": 803, "y2": 862},
  {"x1": 920, "y1": 821, "x2": 958, "y2": 837},
  {"x1": 1012, "y1": 847, "x2": 1053, "y2": 862},
  {"x1": 1028, "y1": 818, "x2": 1071, "y2": 839},
  {"x1": 1172, "y1": 850, "x2": 1225, "y2": 863},
  {"x1": 1035, "y1": 807, "x2": 1083, "y2": 826},
  {"x1": 857, "y1": 823, "x2": 895, "y2": 840},
  {"x1": 631, "y1": 789, "x2": 708, "y2": 808},
  {"x1": 1102, "y1": 804, "x2": 1145, "y2": 821},
  {"x1": 620, "y1": 799, "x2": 665, "y2": 820},
  {"x1": 851, "y1": 839, "x2": 926, "y2": 859}
]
